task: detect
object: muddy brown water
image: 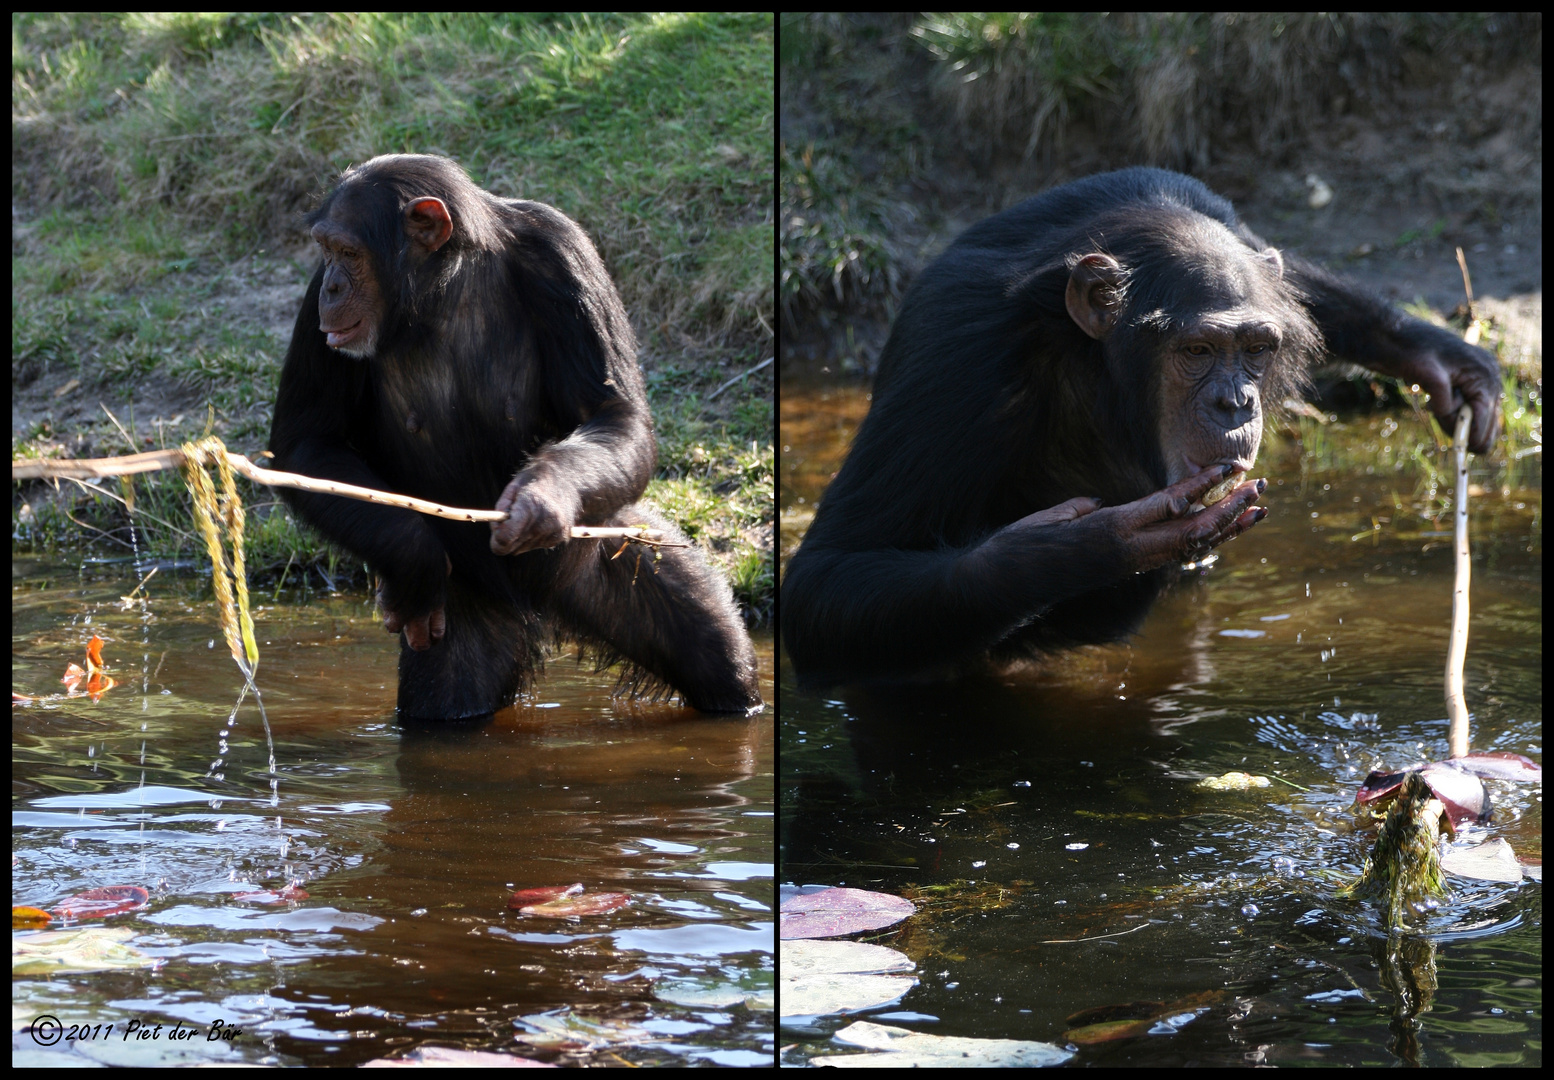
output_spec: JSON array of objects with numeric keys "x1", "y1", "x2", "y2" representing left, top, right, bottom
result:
[
  {"x1": 13, "y1": 565, "x2": 774, "y2": 1067},
  {"x1": 779, "y1": 376, "x2": 1541, "y2": 1066}
]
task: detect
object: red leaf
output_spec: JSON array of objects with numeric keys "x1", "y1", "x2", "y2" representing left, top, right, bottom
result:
[
  {"x1": 780, "y1": 887, "x2": 914, "y2": 940},
  {"x1": 54, "y1": 885, "x2": 149, "y2": 920},
  {"x1": 1418, "y1": 762, "x2": 1492, "y2": 826},
  {"x1": 508, "y1": 883, "x2": 584, "y2": 910}
]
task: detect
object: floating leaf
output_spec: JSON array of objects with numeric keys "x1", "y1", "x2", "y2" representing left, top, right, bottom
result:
[
  {"x1": 1197, "y1": 771, "x2": 1270, "y2": 791},
  {"x1": 1417, "y1": 762, "x2": 1491, "y2": 825},
  {"x1": 779, "y1": 887, "x2": 914, "y2": 940},
  {"x1": 53, "y1": 885, "x2": 149, "y2": 920},
  {"x1": 656, "y1": 971, "x2": 773, "y2": 1011},
  {"x1": 508, "y1": 883, "x2": 584, "y2": 910},
  {"x1": 515, "y1": 1008, "x2": 654, "y2": 1051},
  {"x1": 1355, "y1": 753, "x2": 1539, "y2": 827},
  {"x1": 812, "y1": 1020, "x2": 1072, "y2": 1067},
  {"x1": 519, "y1": 892, "x2": 630, "y2": 918},
  {"x1": 1441, "y1": 838, "x2": 1524, "y2": 883},
  {"x1": 780, "y1": 939, "x2": 917, "y2": 1019},
  {"x1": 1453, "y1": 752, "x2": 1542, "y2": 781},
  {"x1": 13, "y1": 927, "x2": 158, "y2": 975},
  {"x1": 782, "y1": 939, "x2": 914, "y2": 977},
  {"x1": 12, "y1": 907, "x2": 53, "y2": 929}
]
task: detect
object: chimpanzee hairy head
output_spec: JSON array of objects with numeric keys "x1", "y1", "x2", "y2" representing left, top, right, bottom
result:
[
  {"x1": 304, "y1": 154, "x2": 505, "y2": 358},
  {"x1": 1057, "y1": 205, "x2": 1318, "y2": 491}
]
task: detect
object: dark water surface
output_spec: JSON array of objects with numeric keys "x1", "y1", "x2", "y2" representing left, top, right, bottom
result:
[
  {"x1": 13, "y1": 563, "x2": 774, "y2": 1067},
  {"x1": 780, "y1": 378, "x2": 1541, "y2": 1066}
]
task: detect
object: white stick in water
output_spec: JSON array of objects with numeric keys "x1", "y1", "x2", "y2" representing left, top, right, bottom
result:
[{"x1": 1444, "y1": 404, "x2": 1472, "y2": 760}]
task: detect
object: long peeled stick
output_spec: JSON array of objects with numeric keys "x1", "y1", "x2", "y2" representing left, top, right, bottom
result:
[{"x1": 1444, "y1": 404, "x2": 1472, "y2": 759}]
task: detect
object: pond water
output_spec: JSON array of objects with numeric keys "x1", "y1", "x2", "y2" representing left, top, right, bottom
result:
[
  {"x1": 13, "y1": 562, "x2": 774, "y2": 1067},
  {"x1": 779, "y1": 376, "x2": 1542, "y2": 1066}
]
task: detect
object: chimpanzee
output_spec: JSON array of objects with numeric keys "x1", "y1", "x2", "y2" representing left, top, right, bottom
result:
[
  {"x1": 782, "y1": 167, "x2": 1502, "y2": 686},
  {"x1": 269, "y1": 154, "x2": 762, "y2": 721}
]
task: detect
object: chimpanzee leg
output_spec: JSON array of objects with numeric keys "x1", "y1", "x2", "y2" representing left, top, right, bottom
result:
[
  {"x1": 396, "y1": 576, "x2": 543, "y2": 723},
  {"x1": 546, "y1": 506, "x2": 763, "y2": 715}
]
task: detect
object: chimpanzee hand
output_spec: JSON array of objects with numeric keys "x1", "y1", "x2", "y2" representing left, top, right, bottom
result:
[
  {"x1": 1376, "y1": 336, "x2": 1501, "y2": 454},
  {"x1": 995, "y1": 465, "x2": 1268, "y2": 576},
  {"x1": 490, "y1": 474, "x2": 578, "y2": 556},
  {"x1": 377, "y1": 555, "x2": 452, "y2": 651}
]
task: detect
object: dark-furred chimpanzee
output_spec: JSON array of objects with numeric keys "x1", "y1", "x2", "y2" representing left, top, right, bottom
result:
[
  {"x1": 782, "y1": 167, "x2": 1502, "y2": 687},
  {"x1": 270, "y1": 154, "x2": 762, "y2": 721}
]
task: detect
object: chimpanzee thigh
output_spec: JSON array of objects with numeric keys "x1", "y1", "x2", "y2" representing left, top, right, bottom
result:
[
  {"x1": 545, "y1": 506, "x2": 763, "y2": 715},
  {"x1": 396, "y1": 575, "x2": 543, "y2": 723}
]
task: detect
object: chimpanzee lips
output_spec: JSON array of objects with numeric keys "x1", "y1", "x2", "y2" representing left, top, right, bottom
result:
[{"x1": 323, "y1": 320, "x2": 363, "y2": 348}]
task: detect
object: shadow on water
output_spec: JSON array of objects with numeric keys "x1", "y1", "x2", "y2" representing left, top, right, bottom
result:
[
  {"x1": 779, "y1": 375, "x2": 1541, "y2": 1066},
  {"x1": 13, "y1": 563, "x2": 774, "y2": 1067}
]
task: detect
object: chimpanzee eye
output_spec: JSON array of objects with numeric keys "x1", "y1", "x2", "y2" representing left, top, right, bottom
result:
[{"x1": 1185, "y1": 343, "x2": 1212, "y2": 357}]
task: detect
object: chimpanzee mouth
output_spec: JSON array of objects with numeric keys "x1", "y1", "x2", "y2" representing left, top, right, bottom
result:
[{"x1": 324, "y1": 321, "x2": 364, "y2": 347}]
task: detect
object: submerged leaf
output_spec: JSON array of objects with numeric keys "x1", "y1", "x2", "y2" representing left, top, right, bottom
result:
[
  {"x1": 508, "y1": 883, "x2": 584, "y2": 910},
  {"x1": 53, "y1": 885, "x2": 149, "y2": 920},
  {"x1": 519, "y1": 892, "x2": 630, "y2": 918}
]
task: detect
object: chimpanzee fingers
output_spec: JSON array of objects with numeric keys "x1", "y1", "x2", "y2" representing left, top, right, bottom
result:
[
  {"x1": 398, "y1": 605, "x2": 447, "y2": 652},
  {"x1": 1458, "y1": 376, "x2": 1500, "y2": 454},
  {"x1": 1112, "y1": 464, "x2": 1236, "y2": 531},
  {"x1": 490, "y1": 505, "x2": 536, "y2": 555}
]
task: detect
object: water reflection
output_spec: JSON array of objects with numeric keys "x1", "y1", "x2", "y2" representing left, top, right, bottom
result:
[{"x1": 13, "y1": 566, "x2": 774, "y2": 1067}]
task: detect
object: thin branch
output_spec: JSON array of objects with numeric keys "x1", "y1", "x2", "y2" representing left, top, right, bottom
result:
[{"x1": 12, "y1": 448, "x2": 687, "y2": 546}]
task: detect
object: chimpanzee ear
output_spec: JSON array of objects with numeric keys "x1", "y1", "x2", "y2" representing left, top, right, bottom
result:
[
  {"x1": 405, "y1": 197, "x2": 454, "y2": 253},
  {"x1": 1256, "y1": 246, "x2": 1285, "y2": 279},
  {"x1": 1065, "y1": 253, "x2": 1125, "y2": 340}
]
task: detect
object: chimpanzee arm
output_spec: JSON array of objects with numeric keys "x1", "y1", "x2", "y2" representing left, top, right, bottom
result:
[
  {"x1": 269, "y1": 275, "x2": 449, "y2": 623},
  {"x1": 490, "y1": 206, "x2": 657, "y2": 555},
  {"x1": 1283, "y1": 256, "x2": 1501, "y2": 453},
  {"x1": 782, "y1": 473, "x2": 1263, "y2": 684}
]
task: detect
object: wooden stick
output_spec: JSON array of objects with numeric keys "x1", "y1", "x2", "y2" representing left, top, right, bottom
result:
[
  {"x1": 1444, "y1": 404, "x2": 1472, "y2": 759},
  {"x1": 11, "y1": 448, "x2": 684, "y2": 545}
]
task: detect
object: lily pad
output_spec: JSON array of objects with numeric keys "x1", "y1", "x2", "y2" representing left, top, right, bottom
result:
[
  {"x1": 812, "y1": 1020, "x2": 1073, "y2": 1067},
  {"x1": 779, "y1": 887, "x2": 913, "y2": 940},
  {"x1": 780, "y1": 938, "x2": 917, "y2": 1019},
  {"x1": 13, "y1": 927, "x2": 158, "y2": 975},
  {"x1": 782, "y1": 938, "x2": 914, "y2": 977},
  {"x1": 1441, "y1": 837, "x2": 1524, "y2": 884}
]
